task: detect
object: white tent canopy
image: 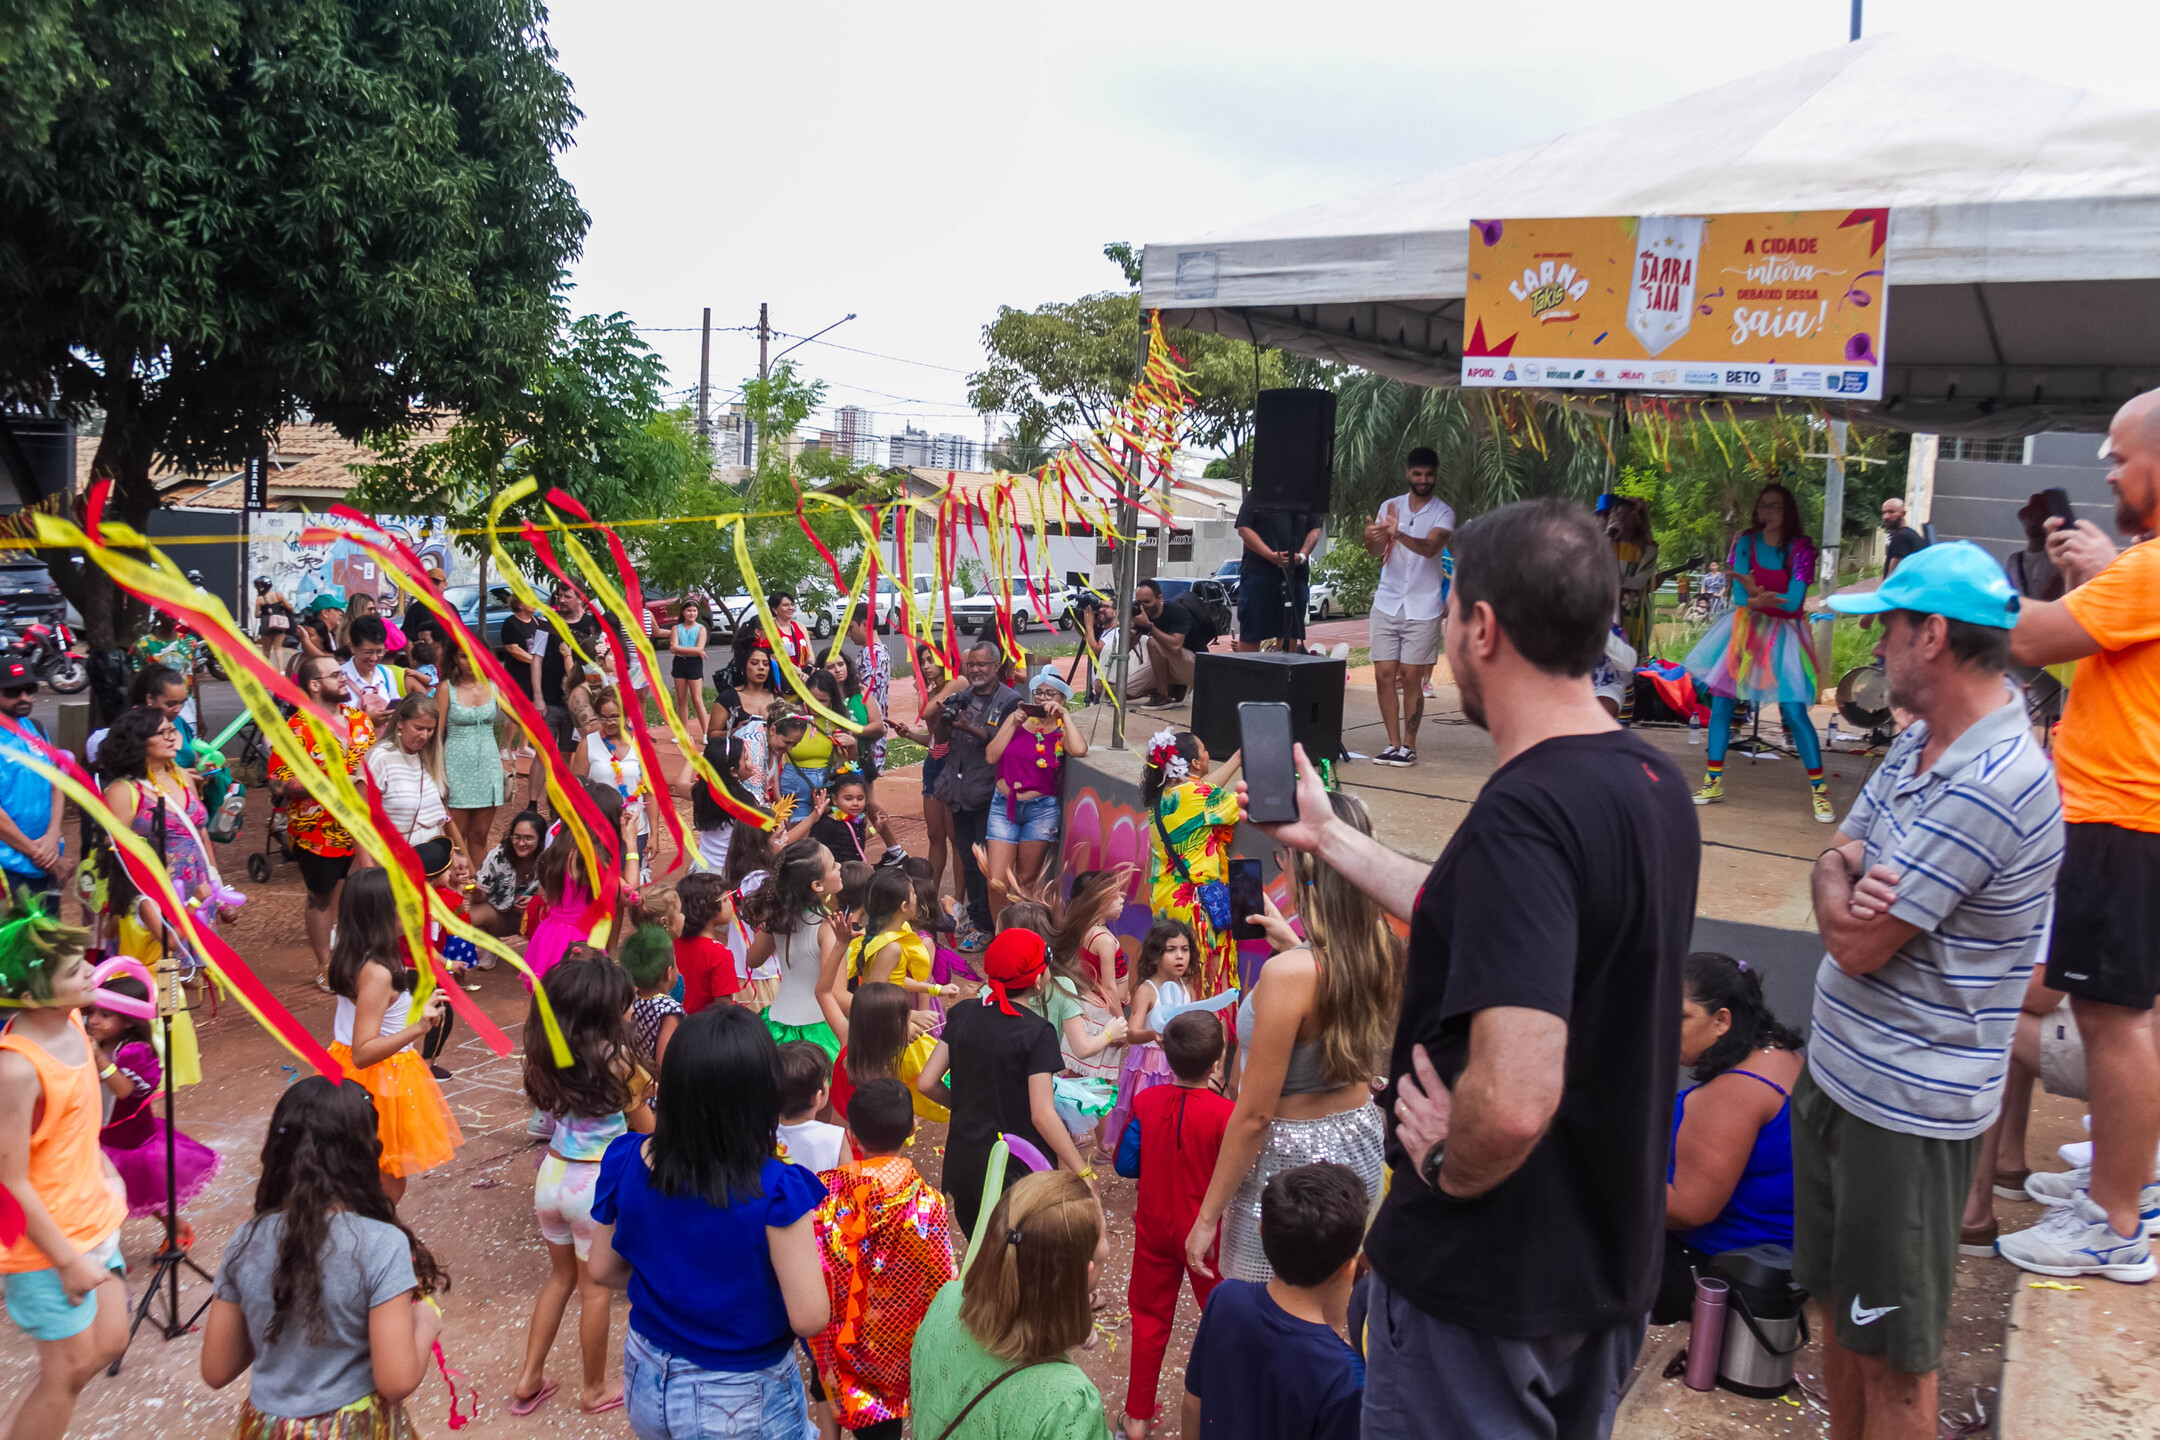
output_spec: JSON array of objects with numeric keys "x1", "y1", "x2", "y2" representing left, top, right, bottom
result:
[{"x1": 1141, "y1": 34, "x2": 2160, "y2": 434}]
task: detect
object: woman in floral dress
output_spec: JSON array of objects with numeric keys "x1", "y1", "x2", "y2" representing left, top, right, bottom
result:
[{"x1": 1142, "y1": 729, "x2": 1243, "y2": 998}]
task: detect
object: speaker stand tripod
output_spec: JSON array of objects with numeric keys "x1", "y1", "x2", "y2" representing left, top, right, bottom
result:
[{"x1": 108, "y1": 797, "x2": 214, "y2": 1374}]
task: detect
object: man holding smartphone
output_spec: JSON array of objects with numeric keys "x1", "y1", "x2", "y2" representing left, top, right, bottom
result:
[
  {"x1": 1239, "y1": 500, "x2": 1700, "y2": 1439},
  {"x1": 1995, "y1": 389, "x2": 2160, "y2": 1281}
]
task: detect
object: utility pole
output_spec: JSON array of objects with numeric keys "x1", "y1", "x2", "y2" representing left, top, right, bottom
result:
[
  {"x1": 749, "y1": 302, "x2": 770, "y2": 471},
  {"x1": 696, "y1": 308, "x2": 712, "y2": 443},
  {"x1": 1110, "y1": 317, "x2": 1150, "y2": 750}
]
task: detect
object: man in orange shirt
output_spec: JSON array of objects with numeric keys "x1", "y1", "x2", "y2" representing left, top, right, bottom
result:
[
  {"x1": 269, "y1": 656, "x2": 376, "y2": 992},
  {"x1": 1997, "y1": 390, "x2": 2160, "y2": 1280}
]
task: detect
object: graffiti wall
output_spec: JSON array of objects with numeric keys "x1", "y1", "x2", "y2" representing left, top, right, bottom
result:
[
  {"x1": 1059, "y1": 753, "x2": 1296, "y2": 994},
  {"x1": 245, "y1": 514, "x2": 482, "y2": 611}
]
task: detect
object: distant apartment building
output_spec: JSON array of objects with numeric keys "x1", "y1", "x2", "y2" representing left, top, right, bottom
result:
[
  {"x1": 932, "y1": 433, "x2": 979, "y2": 471},
  {"x1": 888, "y1": 427, "x2": 932, "y2": 467}
]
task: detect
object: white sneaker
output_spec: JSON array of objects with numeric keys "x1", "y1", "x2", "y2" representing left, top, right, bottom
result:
[
  {"x1": 1327, "y1": 642, "x2": 1351, "y2": 662},
  {"x1": 2025, "y1": 1166, "x2": 2091, "y2": 1205},
  {"x1": 2060, "y1": 1140, "x2": 2093, "y2": 1168},
  {"x1": 2023, "y1": 1170, "x2": 2160, "y2": 1236},
  {"x1": 1996, "y1": 1192, "x2": 2157, "y2": 1282}
]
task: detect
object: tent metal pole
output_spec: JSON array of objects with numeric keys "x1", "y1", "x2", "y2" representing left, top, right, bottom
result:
[{"x1": 1110, "y1": 315, "x2": 1150, "y2": 749}]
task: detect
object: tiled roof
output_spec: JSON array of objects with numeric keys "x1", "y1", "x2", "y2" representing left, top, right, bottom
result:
[{"x1": 76, "y1": 420, "x2": 452, "y2": 510}]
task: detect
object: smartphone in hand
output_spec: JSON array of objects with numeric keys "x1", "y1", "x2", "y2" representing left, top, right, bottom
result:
[
  {"x1": 1239, "y1": 701, "x2": 1298, "y2": 825},
  {"x1": 1229, "y1": 857, "x2": 1265, "y2": 941},
  {"x1": 2042, "y1": 487, "x2": 2076, "y2": 526}
]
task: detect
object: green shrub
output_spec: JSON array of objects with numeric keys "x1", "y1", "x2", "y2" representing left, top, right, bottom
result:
[{"x1": 1314, "y1": 540, "x2": 1381, "y2": 615}]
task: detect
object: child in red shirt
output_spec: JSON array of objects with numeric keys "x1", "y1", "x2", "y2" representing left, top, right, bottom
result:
[
  {"x1": 673, "y1": 872, "x2": 738, "y2": 1014},
  {"x1": 1114, "y1": 1010, "x2": 1234, "y2": 1437}
]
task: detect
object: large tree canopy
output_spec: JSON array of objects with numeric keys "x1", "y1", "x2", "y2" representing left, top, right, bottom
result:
[{"x1": 0, "y1": 0, "x2": 586, "y2": 649}]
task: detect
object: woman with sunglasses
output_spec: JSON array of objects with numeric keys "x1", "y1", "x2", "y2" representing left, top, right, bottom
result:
[
  {"x1": 571, "y1": 688, "x2": 653, "y2": 883},
  {"x1": 97, "y1": 707, "x2": 227, "y2": 925}
]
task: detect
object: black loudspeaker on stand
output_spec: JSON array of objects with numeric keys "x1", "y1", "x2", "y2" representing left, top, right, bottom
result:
[
  {"x1": 1250, "y1": 389, "x2": 1336, "y2": 515},
  {"x1": 110, "y1": 795, "x2": 214, "y2": 1375},
  {"x1": 1191, "y1": 652, "x2": 1346, "y2": 765}
]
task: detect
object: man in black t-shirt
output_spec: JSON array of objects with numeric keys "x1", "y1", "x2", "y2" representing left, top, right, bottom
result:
[
  {"x1": 1881, "y1": 496, "x2": 1927, "y2": 576},
  {"x1": 1126, "y1": 580, "x2": 1217, "y2": 705},
  {"x1": 1244, "y1": 499, "x2": 1700, "y2": 1440},
  {"x1": 535, "y1": 586, "x2": 602, "y2": 757},
  {"x1": 1233, "y1": 493, "x2": 1322, "y2": 649}
]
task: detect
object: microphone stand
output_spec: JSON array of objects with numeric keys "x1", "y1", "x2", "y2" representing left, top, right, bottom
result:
[{"x1": 108, "y1": 792, "x2": 214, "y2": 1374}]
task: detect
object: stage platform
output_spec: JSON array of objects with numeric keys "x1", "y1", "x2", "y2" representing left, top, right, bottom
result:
[{"x1": 1069, "y1": 666, "x2": 1873, "y2": 1022}]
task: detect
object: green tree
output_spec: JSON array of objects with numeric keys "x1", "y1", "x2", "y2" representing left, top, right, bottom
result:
[
  {"x1": 1332, "y1": 376, "x2": 1611, "y2": 527},
  {"x1": 970, "y1": 243, "x2": 1293, "y2": 486},
  {"x1": 0, "y1": 0, "x2": 585, "y2": 653},
  {"x1": 352, "y1": 313, "x2": 697, "y2": 569}
]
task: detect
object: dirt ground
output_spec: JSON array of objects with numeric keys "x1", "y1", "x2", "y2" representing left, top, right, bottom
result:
[{"x1": 0, "y1": 736, "x2": 1193, "y2": 1440}]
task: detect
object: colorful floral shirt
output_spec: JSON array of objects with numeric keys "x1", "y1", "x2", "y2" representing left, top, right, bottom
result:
[
  {"x1": 269, "y1": 708, "x2": 376, "y2": 857},
  {"x1": 856, "y1": 637, "x2": 891, "y2": 769}
]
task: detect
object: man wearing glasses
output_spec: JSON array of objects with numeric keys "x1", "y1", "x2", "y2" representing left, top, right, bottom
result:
[{"x1": 0, "y1": 657, "x2": 63, "y2": 909}]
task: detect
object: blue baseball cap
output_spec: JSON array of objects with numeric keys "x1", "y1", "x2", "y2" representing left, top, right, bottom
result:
[{"x1": 1825, "y1": 541, "x2": 2020, "y2": 629}]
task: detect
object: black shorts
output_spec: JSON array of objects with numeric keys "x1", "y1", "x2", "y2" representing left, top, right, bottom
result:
[
  {"x1": 1236, "y1": 567, "x2": 1306, "y2": 643},
  {"x1": 672, "y1": 654, "x2": 705, "y2": 681},
  {"x1": 2045, "y1": 821, "x2": 2160, "y2": 1010},
  {"x1": 294, "y1": 847, "x2": 354, "y2": 897}
]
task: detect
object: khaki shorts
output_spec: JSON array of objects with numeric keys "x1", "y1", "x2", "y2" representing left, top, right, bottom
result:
[
  {"x1": 1370, "y1": 607, "x2": 1444, "y2": 666},
  {"x1": 2038, "y1": 998, "x2": 2089, "y2": 1102}
]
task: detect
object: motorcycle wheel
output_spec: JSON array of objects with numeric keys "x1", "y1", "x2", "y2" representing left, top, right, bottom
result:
[
  {"x1": 206, "y1": 656, "x2": 228, "y2": 681},
  {"x1": 42, "y1": 656, "x2": 88, "y2": 694}
]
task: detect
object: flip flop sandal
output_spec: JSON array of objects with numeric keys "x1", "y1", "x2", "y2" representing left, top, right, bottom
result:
[
  {"x1": 582, "y1": 1394, "x2": 625, "y2": 1415},
  {"x1": 508, "y1": 1380, "x2": 559, "y2": 1416}
]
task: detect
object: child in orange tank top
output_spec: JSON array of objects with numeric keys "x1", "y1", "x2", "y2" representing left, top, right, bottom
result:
[{"x1": 0, "y1": 899, "x2": 131, "y2": 1437}]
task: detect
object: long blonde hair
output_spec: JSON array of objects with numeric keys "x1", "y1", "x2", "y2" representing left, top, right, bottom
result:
[
  {"x1": 1289, "y1": 790, "x2": 1403, "y2": 1088},
  {"x1": 368, "y1": 692, "x2": 446, "y2": 791},
  {"x1": 958, "y1": 1171, "x2": 1100, "y2": 1361}
]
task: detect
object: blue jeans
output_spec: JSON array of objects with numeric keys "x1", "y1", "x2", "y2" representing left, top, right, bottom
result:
[
  {"x1": 988, "y1": 791, "x2": 1061, "y2": 844},
  {"x1": 623, "y1": 1328, "x2": 815, "y2": 1440}
]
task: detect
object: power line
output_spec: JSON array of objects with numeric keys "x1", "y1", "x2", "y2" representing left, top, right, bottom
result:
[{"x1": 769, "y1": 333, "x2": 973, "y2": 374}]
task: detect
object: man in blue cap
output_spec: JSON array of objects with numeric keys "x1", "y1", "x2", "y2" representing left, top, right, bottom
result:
[{"x1": 1798, "y1": 542, "x2": 2068, "y2": 1439}]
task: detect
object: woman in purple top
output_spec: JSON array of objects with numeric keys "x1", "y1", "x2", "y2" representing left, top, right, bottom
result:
[{"x1": 983, "y1": 670, "x2": 1087, "y2": 908}]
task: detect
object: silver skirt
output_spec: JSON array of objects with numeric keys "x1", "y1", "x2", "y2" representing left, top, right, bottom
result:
[{"x1": 1219, "y1": 1102, "x2": 1386, "y2": 1283}]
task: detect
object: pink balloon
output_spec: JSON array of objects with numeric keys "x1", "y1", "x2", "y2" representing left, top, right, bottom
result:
[
  {"x1": 1000, "y1": 1134, "x2": 1049, "y2": 1173},
  {"x1": 88, "y1": 956, "x2": 157, "y2": 1020}
]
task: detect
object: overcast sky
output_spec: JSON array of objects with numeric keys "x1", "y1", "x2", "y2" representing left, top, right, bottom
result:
[{"x1": 544, "y1": 0, "x2": 2160, "y2": 442}]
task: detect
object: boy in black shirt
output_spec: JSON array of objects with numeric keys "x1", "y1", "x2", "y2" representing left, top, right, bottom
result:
[{"x1": 1184, "y1": 1162, "x2": 1366, "y2": 1440}]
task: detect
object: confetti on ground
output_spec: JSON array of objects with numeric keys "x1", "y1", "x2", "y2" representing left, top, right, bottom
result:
[
  {"x1": 2027, "y1": 1280, "x2": 2084, "y2": 1291},
  {"x1": 471, "y1": 1178, "x2": 501, "y2": 1189}
]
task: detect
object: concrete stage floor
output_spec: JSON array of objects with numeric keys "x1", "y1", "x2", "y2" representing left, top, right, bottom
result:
[{"x1": 1076, "y1": 663, "x2": 1872, "y2": 932}]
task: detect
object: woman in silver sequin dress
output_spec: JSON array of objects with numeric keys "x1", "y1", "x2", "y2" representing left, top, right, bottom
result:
[{"x1": 1184, "y1": 791, "x2": 1403, "y2": 1282}]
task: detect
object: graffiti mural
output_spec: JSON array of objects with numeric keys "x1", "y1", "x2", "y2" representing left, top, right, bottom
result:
[
  {"x1": 1059, "y1": 763, "x2": 1298, "y2": 993},
  {"x1": 246, "y1": 514, "x2": 480, "y2": 611}
]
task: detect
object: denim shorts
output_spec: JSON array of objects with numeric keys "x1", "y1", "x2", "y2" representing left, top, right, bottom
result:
[
  {"x1": 622, "y1": 1327, "x2": 815, "y2": 1440},
  {"x1": 988, "y1": 791, "x2": 1061, "y2": 844},
  {"x1": 921, "y1": 752, "x2": 945, "y2": 796},
  {"x1": 778, "y1": 763, "x2": 827, "y2": 807},
  {"x1": 5, "y1": 1230, "x2": 123, "y2": 1342}
]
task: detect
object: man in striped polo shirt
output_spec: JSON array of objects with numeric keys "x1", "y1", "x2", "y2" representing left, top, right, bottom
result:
[{"x1": 1804, "y1": 543, "x2": 2066, "y2": 1439}]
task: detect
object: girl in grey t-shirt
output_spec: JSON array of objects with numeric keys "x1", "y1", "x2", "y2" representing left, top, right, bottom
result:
[{"x1": 201, "y1": 1077, "x2": 447, "y2": 1426}]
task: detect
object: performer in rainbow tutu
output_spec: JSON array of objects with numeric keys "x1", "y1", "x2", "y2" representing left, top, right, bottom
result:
[{"x1": 1683, "y1": 483, "x2": 1833, "y2": 823}]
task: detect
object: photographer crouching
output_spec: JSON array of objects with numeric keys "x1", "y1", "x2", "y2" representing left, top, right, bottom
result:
[{"x1": 1124, "y1": 580, "x2": 1220, "y2": 708}]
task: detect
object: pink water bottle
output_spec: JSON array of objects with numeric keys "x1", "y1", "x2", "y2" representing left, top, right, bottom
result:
[{"x1": 1685, "y1": 1276, "x2": 1729, "y2": 1391}]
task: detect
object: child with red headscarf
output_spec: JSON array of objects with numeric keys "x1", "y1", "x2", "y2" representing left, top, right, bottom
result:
[{"x1": 914, "y1": 929, "x2": 1093, "y2": 1237}]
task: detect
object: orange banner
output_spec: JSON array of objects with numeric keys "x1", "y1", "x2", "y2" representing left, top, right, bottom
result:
[{"x1": 1462, "y1": 209, "x2": 1888, "y2": 399}]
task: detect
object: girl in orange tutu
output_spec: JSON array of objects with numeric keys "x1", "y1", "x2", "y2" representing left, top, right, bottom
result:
[{"x1": 325, "y1": 868, "x2": 462, "y2": 1203}]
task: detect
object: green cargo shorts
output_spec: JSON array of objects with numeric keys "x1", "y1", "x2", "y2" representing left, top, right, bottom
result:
[{"x1": 1790, "y1": 1066, "x2": 1982, "y2": 1374}]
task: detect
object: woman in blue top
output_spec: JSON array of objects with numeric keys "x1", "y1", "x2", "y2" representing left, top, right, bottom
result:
[
  {"x1": 670, "y1": 597, "x2": 711, "y2": 741},
  {"x1": 589, "y1": 1004, "x2": 832, "y2": 1439},
  {"x1": 1654, "y1": 951, "x2": 1804, "y2": 1324}
]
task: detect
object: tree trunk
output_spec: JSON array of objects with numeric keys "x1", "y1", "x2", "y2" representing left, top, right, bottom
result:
[{"x1": 52, "y1": 374, "x2": 160, "y2": 723}]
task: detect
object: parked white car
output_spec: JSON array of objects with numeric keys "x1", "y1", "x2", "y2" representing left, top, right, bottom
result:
[
  {"x1": 949, "y1": 575, "x2": 1070, "y2": 634},
  {"x1": 1306, "y1": 579, "x2": 1340, "y2": 621}
]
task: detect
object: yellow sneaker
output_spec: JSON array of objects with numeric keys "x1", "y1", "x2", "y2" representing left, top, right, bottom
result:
[
  {"x1": 1692, "y1": 779, "x2": 1724, "y2": 806},
  {"x1": 1812, "y1": 790, "x2": 1836, "y2": 823}
]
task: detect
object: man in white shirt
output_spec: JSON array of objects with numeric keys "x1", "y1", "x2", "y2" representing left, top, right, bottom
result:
[{"x1": 1361, "y1": 448, "x2": 1455, "y2": 766}]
